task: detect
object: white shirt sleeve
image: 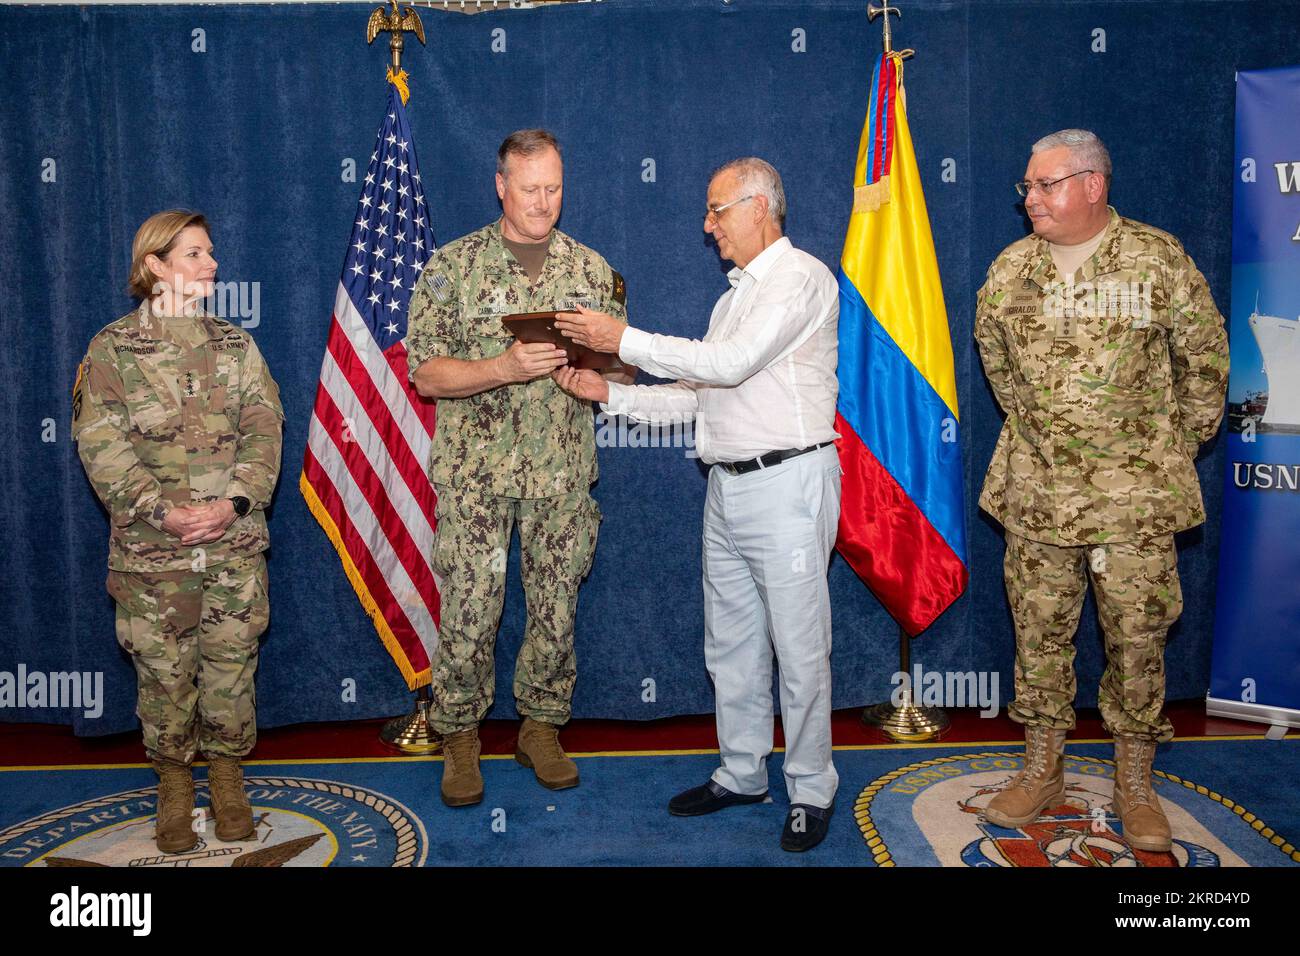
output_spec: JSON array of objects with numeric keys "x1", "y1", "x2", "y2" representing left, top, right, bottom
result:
[
  {"x1": 602, "y1": 380, "x2": 699, "y2": 425},
  {"x1": 618, "y1": 266, "x2": 828, "y2": 388}
]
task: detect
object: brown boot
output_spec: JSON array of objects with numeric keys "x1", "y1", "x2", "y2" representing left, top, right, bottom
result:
[
  {"x1": 983, "y1": 725, "x2": 1068, "y2": 827},
  {"x1": 206, "y1": 755, "x2": 256, "y2": 841},
  {"x1": 515, "y1": 717, "x2": 579, "y2": 790},
  {"x1": 152, "y1": 758, "x2": 198, "y2": 854},
  {"x1": 1113, "y1": 736, "x2": 1172, "y2": 852},
  {"x1": 440, "y1": 727, "x2": 484, "y2": 807}
]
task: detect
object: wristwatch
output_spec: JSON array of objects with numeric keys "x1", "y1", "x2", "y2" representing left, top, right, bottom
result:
[{"x1": 229, "y1": 496, "x2": 251, "y2": 518}]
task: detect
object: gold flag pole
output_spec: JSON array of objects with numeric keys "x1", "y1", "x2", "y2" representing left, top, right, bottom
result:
[
  {"x1": 858, "y1": 3, "x2": 946, "y2": 742},
  {"x1": 866, "y1": 2, "x2": 913, "y2": 60},
  {"x1": 361, "y1": 1, "x2": 441, "y2": 754}
]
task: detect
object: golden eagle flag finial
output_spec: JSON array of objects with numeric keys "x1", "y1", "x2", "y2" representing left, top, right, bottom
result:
[{"x1": 367, "y1": 0, "x2": 426, "y2": 103}]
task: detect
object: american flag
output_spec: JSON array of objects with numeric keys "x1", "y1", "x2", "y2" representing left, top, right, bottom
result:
[{"x1": 300, "y1": 82, "x2": 440, "y2": 689}]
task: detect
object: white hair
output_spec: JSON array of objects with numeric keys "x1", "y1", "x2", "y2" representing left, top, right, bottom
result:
[
  {"x1": 711, "y1": 157, "x2": 787, "y2": 229},
  {"x1": 1032, "y1": 129, "x2": 1112, "y2": 181}
]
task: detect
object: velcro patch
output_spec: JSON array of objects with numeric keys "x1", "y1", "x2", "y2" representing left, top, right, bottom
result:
[{"x1": 427, "y1": 271, "x2": 452, "y2": 303}]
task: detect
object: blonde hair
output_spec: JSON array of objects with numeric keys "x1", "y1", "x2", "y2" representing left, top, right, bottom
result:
[{"x1": 127, "y1": 210, "x2": 210, "y2": 300}]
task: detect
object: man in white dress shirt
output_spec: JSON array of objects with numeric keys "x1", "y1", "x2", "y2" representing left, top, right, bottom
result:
[{"x1": 553, "y1": 157, "x2": 841, "y2": 851}]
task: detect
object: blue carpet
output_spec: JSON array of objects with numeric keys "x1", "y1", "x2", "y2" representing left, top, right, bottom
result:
[{"x1": 1, "y1": 739, "x2": 1295, "y2": 867}]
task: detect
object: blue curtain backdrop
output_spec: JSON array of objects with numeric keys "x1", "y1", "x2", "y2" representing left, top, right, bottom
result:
[{"x1": 1, "y1": 0, "x2": 1294, "y2": 736}]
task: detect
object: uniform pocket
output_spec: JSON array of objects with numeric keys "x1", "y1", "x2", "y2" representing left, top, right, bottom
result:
[
  {"x1": 579, "y1": 495, "x2": 602, "y2": 579},
  {"x1": 129, "y1": 401, "x2": 176, "y2": 435},
  {"x1": 247, "y1": 556, "x2": 271, "y2": 640},
  {"x1": 208, "y1": 385, "x2": 229, "y2": 414},
  {"x1": 107, "y1": 569, "x2": 159, "y2": 620},
  {"x1": 1100, "y1": 320, "x2": 1170, "y2": 391},
  {"x1": 107, "y1": 569, "x2": 201, "y2": 652},
  {"x1": 466, "y1": 330, "x2": 514, "y2": 362},
  {"x1": 430, "y1": 486, "x2": 452, "y2": 579}
]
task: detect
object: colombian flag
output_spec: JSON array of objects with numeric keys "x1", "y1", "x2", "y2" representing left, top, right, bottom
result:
[{"x1": 834, "y1": 52, "x2": 968, "y2": 636}]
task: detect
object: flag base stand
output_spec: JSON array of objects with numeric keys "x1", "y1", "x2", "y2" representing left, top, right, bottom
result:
[
  {"x1": 861, "y1": 693, "x2": 949, "y2": 742},
  {"x1": 380, "y1": 688, "x2": 442, "y2": 754},
  {"x1": 861, "y1": 625, "x2": 948, "y2": 741}
]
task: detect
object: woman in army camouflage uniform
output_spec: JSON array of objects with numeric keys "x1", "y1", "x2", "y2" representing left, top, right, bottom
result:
[{"x1": 73, "y1": 210, "x2": 284, "y2": 855}]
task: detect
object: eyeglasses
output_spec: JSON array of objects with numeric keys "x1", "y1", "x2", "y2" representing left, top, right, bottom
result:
[
  {"x1": 703, "y1": 194, "x2": 754, "y2": 222},
  {"x1": 1014, "y1": 169, "x2": 1094, "y2": 198}
]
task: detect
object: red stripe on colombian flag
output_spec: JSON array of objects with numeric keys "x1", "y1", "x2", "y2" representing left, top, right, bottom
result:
[{"x1": 835, "y1": 414, "x2": 968, "y2": 637}]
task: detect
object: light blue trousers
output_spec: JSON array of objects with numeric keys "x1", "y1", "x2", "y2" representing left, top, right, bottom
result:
[{"x1": 703, "y1": 443, "x2": 841, "y2": 809}]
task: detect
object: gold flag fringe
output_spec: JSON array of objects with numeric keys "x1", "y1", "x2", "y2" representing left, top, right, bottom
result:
[{"x1": 299, "y1": 472, "x2": 432, "y2": 691}]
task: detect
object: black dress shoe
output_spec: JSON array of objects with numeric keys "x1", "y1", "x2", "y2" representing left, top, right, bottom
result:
[
  {"x1": 668, "y1": 780, "x2": 768, "y2": 817},
  {"x1": 781, "y1": 802, "x2": 834, "y2": 851}
]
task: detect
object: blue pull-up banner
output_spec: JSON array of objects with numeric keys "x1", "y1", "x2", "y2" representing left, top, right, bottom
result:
[{"x1": 1208, "y1": 65, "x2": 1300, "y2": 727}]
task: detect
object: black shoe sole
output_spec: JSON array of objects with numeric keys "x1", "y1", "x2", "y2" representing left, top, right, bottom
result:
[
  {"x1": 780, "y1": 835, "x2": 827, "y2": 852},
  {"x1": 669, "y1": 794, "x2": 768, "y2": 817}
]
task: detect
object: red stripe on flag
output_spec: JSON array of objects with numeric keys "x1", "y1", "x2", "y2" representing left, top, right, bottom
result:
[
  {"x1": 311, "y1": 381, "x2": 442, "y2": 627},
  {"x1": 881, "y1": 56, "x2": 896, "y2": 177},
  {"x1": 325, "y1": 321, "x2": 439, "y2": 521},
  {"x1": 834, "y1": 414, "x2": 967, "y2": 636},
  {"x1": 302, "y1": 446, "x2": 430, "y2": 667},
  {"x1": 871, "y1": 65, "x2": 887, "y2": 183},
  {"x1": 382, "y1": 340, "x2": 438, "y2": 439}
]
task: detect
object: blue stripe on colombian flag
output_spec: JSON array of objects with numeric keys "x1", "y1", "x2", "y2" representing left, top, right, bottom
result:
[
  {"x1": 865, "y1": 56, "x2": 882, "y2": 183},
  {"x1": 836, "y1": 273, "x2": 967, "y2": 564}
]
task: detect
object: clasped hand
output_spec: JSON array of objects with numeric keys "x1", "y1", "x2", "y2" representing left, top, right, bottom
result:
[{"x1": 162, "y1": 499, "x2": 237, "y2": 545}]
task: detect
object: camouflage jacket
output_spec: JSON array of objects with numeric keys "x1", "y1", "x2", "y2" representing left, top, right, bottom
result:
[
  {"x1": 405, "y1": 219, "x2": 626, "y2": 498},
  {"x1": 974, "y1": 209, "x2": 1229, "y2": 545},
  {"x1": 73, "y1": 304, "x2": 285, "y2": 571}
]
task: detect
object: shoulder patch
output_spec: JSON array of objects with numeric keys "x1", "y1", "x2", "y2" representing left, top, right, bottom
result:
[
  {"x1": 71, "y1": 358, "x2": 87, "y2": 424},
  {"x1": 611, "y1": 270, "x2": 627, "y2": 306},
  {"x1": 426, "y1": 271, "x2": 453, "y2": 303}
]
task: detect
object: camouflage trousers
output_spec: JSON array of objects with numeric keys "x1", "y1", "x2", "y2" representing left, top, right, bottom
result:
[
  {"x1": 428, "y1": 484, "x2": 600, "y2": 735},
  {"x1": 1004, "y1": 532, "x2": 1181, "y2": 742},
  {"x1": 107, "y1": 554, "x2": 269, "y2": 764}
]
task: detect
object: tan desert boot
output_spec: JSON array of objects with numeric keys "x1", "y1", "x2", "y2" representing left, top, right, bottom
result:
[
  {"x1": 515, "y1": 717, "x2": 579, "y2": 790},
  {"x1": 440, "y1": 727, "x2": 484, "y2": 807},
  {"x1": 152, "y1": 758, "x2": 198, "y2": 854},
  {"x1": 206, "y1": 756, "x2": 257, "y2": 841},
  {"x1": 1112, "y1": 736, "x2": 1172, "y2": 852},
  {"x1": 983, "y1": 725, "x2": 1068, "y2": 827}
]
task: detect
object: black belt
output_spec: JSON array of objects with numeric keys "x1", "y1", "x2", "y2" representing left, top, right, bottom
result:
[{"x1": 715, "y1": 441, "x2": 834, "y2": 475}]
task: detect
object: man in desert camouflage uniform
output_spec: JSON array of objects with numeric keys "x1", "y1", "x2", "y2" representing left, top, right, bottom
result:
[
  {"x1": 406, "y1": 129, "x2": 630, "y2": 806},
  {"x1": 974, "y1": 130, "x2": 1228, "y2": 852},
  {"x1": 74, "y1": 210, "x2": 284, "y2": 854}
]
